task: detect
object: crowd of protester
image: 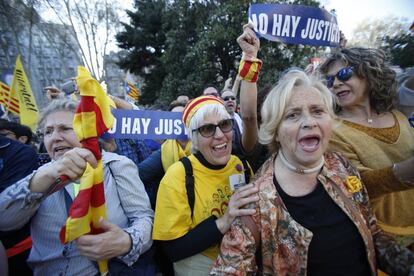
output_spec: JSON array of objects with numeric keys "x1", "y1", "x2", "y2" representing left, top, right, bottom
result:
[{"x1": 0, "y1": 20, "x2": 413, "y2": 276}]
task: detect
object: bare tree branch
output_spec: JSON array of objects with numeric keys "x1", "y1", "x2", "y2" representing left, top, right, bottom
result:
[{"x1": 35, "y1": 0, "x2": 122, "y2": 81}]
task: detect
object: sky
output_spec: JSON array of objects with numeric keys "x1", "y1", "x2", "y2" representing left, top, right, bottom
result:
[
  {"x1": 319, "y1": 0, "x2": 414, "y2": 39},
  {"x1": 41, "y1": 0, "x2": 413, "y2": 50}
]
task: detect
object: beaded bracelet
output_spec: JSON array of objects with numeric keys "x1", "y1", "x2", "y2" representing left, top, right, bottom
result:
[{"x1": 238, "y1": 56, "x2": 262, "y2": 83}]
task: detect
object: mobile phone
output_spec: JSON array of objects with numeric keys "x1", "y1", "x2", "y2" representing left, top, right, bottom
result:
[{"x1": 61, "y1": 80, "x2": 77, "y2": 95}]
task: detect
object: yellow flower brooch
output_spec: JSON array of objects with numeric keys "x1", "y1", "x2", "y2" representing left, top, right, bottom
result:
[{"x1": 345, "y1": 176, "x2": 362, "y2": 193}]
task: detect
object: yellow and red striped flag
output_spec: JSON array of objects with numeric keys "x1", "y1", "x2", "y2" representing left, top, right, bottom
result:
[
  {"x1": 0, "y1": 81, "x2": 20, "y2": 115},
  {"x1": 124, "y1": 81, "x2": 140, "y2": 102},
  {"x1": 60, "y1": 66, "x2": 114, "y2": 274}
]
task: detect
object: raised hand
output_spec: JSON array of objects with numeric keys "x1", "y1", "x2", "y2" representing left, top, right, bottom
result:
[
  {"x1": 237, "y1": 23, "x2": 260, "y2": 58},
  {"x1": 44, "y1": 86, "x2": 64, "y2": 101}
]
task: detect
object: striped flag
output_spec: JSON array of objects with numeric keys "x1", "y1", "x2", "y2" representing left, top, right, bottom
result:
[
  {"x1": 60, "y1": 66, "x2": 114, "y2": 275},
  {"x1": 124, "y1": 81, "x2": 140, "y2": 102},
  {"x1": 0, "y1": 81, "x2": 20, "y2": 115}
]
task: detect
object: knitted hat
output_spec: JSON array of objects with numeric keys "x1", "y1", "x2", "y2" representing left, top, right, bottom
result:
[{"x1": 182, "y1": 95, "x2": 224, "y2": 128}]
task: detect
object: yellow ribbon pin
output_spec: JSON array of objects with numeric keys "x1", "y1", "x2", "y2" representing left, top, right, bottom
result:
[{"x1": 345, "y1": 176, "x2": 362, "y2": 193}]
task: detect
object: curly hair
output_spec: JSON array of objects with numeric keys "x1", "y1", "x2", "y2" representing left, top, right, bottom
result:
[{"x1": 319, "y1": 47, "x2": 397, "y2": 113}]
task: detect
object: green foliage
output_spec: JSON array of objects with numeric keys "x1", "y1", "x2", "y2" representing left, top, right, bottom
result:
[
  {"x1": 381, "y1": 33, "x2": 414, "y2": 69},
  {"x1": 117, "y1": 0, "x2": 322, "y2": 105}
]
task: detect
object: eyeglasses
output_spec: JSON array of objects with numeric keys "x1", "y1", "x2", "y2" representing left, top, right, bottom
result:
[
  {"x1": 193, "y1": 119, "x2": 233, "y2": 138},
  {"x1": 222, "y1": 96, "x2": 236, "y2": 101},
  {"x1": 326, "y1": 66, "x2": 353, "y2": 88}
]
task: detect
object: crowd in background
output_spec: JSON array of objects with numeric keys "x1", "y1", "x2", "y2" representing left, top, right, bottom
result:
[{"x1": 0, "y1": 21, "x2": 413, "y2": 276}]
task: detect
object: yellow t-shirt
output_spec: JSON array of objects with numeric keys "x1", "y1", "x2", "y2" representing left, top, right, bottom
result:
[{"x1": 153, "y1": 154, "x2": 252, "y2": 260}]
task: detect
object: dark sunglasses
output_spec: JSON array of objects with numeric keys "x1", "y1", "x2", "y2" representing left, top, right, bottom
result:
[
  {"x1": 193, "y1": 119, "x2": 233, "y2": 138},
  {"x1": 326, "y1": 66, "x2": 353, "y2": 88},
  {"x1": 409, "y1": 116, "x2": 414, "y2": 128},
  {"x1": 223, "y1": 96, "x2": 236, "y2": 101}
]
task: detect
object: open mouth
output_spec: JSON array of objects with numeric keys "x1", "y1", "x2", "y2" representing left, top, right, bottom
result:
[
  {"x1": 213, "y1": 142, "x2": 227, "y2": 151},
  {"x1": 336, "y1": 90, "x2": 350, "y2": 99},
  {"x1": 299, "y1": 135, "x2": 320, "y2": 152},
  {"x1": 54, "y1": 146, "x2": 72, "y2": 154}
]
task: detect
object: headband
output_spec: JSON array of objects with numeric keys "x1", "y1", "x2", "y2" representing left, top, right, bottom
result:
[{"x1": 182, "y1": 95, "x2": 224, "y2": 128}]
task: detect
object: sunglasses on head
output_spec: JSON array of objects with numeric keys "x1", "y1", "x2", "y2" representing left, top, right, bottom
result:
[
  {"x1": 326, "y1": 66, "x2": 353, "y2": 88},
  {"x1": 223, "y1": 96, "x2": 236, "y2": 101},
  {"x1": 193, "y1": 119, "x2": 233, "y2": 138}
]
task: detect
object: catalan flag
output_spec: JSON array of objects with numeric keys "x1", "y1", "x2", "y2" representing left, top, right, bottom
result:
[
  {"x1": 60, "y1": 66, "x2": 114, "y2": 275},
  {"x1": 124, "y1": 81, "x2": 140, "y2": 102},
  {"x1": 0, "y1": 81, "x2": 19, "y2": 115}
]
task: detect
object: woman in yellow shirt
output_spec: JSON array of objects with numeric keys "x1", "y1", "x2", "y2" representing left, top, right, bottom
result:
[
  {"x1": 320, "y1": 48, "x2": 414, "y2": 250},
  {"x1": 152, "y1": 95, "x2": 258, "y2": 275}
]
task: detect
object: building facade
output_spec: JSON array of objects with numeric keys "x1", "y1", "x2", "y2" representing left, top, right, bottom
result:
[
  {"x1": 104, "y1": 50, "x2": 143, "y2": 101},
  {"x1": 0, "y1": 0, "x2": 83, "y2": 108}
]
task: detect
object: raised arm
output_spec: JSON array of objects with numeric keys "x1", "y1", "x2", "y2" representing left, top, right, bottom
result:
[{"x1": 237, "y1": 23, "x2": 260, "y2": 153}]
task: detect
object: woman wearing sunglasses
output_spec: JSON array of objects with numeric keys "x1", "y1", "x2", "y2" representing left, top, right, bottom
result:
[
  {"x1": 211, "y1": 68, "x2": 414, "y2": 275},
  {"x1": 320, "y1": 48, "x2": 414, "y2": 251},
  {"x1": 152, "y1": 95, "x2": 259, "y2": 275}
]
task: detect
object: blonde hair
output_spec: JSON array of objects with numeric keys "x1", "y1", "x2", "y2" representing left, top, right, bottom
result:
[{"x1": 259, "y1": 69, "x2": 335, "y2": 154}]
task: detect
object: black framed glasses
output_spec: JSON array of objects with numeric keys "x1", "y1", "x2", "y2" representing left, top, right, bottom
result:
[
  {"x1": 326, "y1": 66, "x2": 353, "y2": 88},
  {"x1": 193, "y1": 119, "x2": 233, "y2": 138},
  {"x1": 223, "y1": 96, "x2": 236, "y2": 101}
]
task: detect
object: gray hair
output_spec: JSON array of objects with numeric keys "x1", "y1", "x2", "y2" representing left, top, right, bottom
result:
[
  {"x1": 259, "y1": 69, "x2": 335, "y2": 154},
  {"x1": 186, "y1": 103, "x2": 231, "y2": 153},
  {"x1": 38, "y1": 99, "x2": 78, "y2": 132}
]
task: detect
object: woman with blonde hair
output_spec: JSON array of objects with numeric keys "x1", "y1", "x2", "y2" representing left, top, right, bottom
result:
[{"x1": 211, "y1": 25, "x2": 414, "y2": 276}]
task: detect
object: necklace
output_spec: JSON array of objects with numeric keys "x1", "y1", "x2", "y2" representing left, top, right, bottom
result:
[{"x1": 278, "y1": 150, "x2": 325, "y2": 174}]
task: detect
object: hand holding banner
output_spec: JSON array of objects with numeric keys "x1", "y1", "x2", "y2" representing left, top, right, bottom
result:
[{"x1": 249, "y1": 4, "x2": 340, "y2": 47}]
